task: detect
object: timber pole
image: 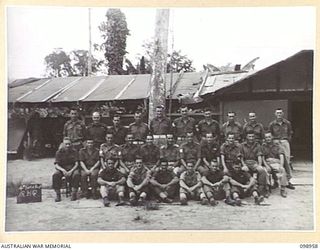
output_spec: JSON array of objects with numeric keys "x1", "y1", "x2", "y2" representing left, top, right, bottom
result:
[{"x1": 148, "y1": 9, "x2": 170, "y2": 123}]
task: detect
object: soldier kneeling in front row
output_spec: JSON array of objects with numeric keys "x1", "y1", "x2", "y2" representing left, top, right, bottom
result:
[
  {"x1": 97, "y1": 158, "x2": 126, "y2": 207},
  {"x1": 150, "y1": 159, "x2": 179, "y2": 203}
]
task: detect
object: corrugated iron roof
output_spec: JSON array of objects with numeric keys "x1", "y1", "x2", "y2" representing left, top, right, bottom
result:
[{"x1": 199, "y1": 70, "x2": 256, "y2": 96}]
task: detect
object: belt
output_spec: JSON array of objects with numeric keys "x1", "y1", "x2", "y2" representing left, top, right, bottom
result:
[
  {"x1": 133, "y1": 141, "x2": 144, "y2": 145},
  {"x1": 153, "y1": 135, "x2": 166, "y2": 139}
]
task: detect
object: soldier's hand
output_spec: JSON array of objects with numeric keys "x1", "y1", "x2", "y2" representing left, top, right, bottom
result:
[
  {"x1": 242, "y1": 165, "x2": 249, "y2": 172},
  {"x1": 223, "y1": 169, "x2": 229, "y2": 175},
  {"x1": 62, "y1": 170, "x2": 68, "y2": 176},
  {"x1": 86, "y1": 170, "x2": 91, "y2": 175}
]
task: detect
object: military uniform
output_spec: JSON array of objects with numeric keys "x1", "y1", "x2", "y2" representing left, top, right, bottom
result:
[
  {"x1": 100, "y1": 143, "x2": 120, "y2": 161},
  {"x1": 197, "y1": 118, "x2": 220, "y2": 141},
  {"x1": 200, "y1": 141, "x2": 220, "y2": 162},
  {"x1": 240, "y1": 141, "x2": 269, "y2": 192},
  {"x1": 119, "y1": 143, "x2": 141, "y2": 170},
  {"x1": 269, "y1": 119, "x2": 293, "y2": 179},
  {"x1": 160, "y1": 144, "x2": 180, "y2": 162},
  {"x1": 261, "y1": 141, "x2": 288, "y2": 187},
  {"x1": 86, "y1": 122, "x2": 108, "y2": 149},
  {"x1": 128, "y1": 122, "x2": 149, "y2": 142},
  {"x1": 180, "y1": 141, "x2": 201, "y2": 161},
  {"x1": 52, "y1": 147, "x2": 80, "y2": 190},
  {"x1": 220, "y1": 142, "x2": 241, "y2": 171},
  {"x1": 172, "y1": 117, "x2": 197, "y2": 145},
  {"x1": 107, "y1": 125, "x2": 128, "y2": 146},
  {"x1": 202, "y1": 168, "x2": 230, "y2": 200},
  {"x1": 140, "y1": 144, "x2": 160, "y2": 170},
  {"x1": 79, "y1": 146, "x2": 100, "y2": 196},
  {"x1": 98, "y1": 167, "x2": 125, "y2": 199},
  {"x1": 180, "y1": 170, "x2": 204, "y2": 199},
  {"x1": 230, "y1": 170, "x2": 258, "y2": 198},
  {"x1": 150, "y1": 117, "x2": 171, "y2": 147},
  {"x1": 127, "y1": 166, "x2": 151, "y2": 195},
  {"x1": 63, "y1": 119, "x2": 86, "y2": 151},
  {"x1": 151, "y1": 167, "x2": 179, "y2": 198},
  {"x1": 243, "y1": 121, "x2": 264, "y2": 144},
  {"x1": 221, "y1": 121, "x2": 242, "y2": 142}
]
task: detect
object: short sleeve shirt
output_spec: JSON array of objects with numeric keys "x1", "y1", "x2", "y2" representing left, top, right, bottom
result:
[
  {"x1": 240, "y1": 142, "x2": 262, "y2": 161},
  {"x1": 150, "y1": 117, "x2": 172, "y2": 135},
  {"x1": 160, "y1": 144, "x2": 180, "y2": 162},
  {"x1": 221, "y1": 121, "x2": 242, "y2": 141},
  {"x1": 220, "y1": 142, "x2": 241, "y2": 162},
  {"x1": 98, "y1": 168, "x2": 124, "y2": 182},
  {"x1": 261, "y1": 142, "x2": 285, "y2": 159},
  {"x1": 128, "y1": 122, "x2": 149, "y2": 141},
  {"x1": 243, "y1": 121, "x2": 264, "y2": 141},
  {"x1": 269, "y1": 119, "x2": 293, "y2": 140},
  {"x1": 100, "y1": 143, "x2": 120, "y2": 160},
  {"x1": 55, "y1": 148, "x2": 78, "y2": 170},
  {"x1": 180, "y1": 142, "x2": 201, "y2": 160},
  {"x1": 201, "y1": 141, "x2": 220, "y2": 161},
  {"x1": 79, "y1": 147, "x2": 99, "y2": 168},
  {"x1": 204, "y1": 169, "x2": 224, "y2": 184},
  {"x1": 120, "y1": 144, "x2": 140, "y2": 162},
  {"x1": 128, "y1": 166, "x2": 150, "y2": 185},
  {"x1": 63, "y1": 119, "x2": 86, "y2": 143},
  {"x1": 152, "y1": 167, "x2": 177, "y2": 184},
  {"x1": 86, "y1": 122, "x2": 108, "y2": 144},
  {"x1": 172, "y1": 117, "x2": 197, "y2": 137},
  {"x1": 197, "y1": 119, "x2": 220, "y2": 138},
  {"x1": 230, "y1": 170, "x2": 251, "y2": 185},
  {"x1": 140, "y1": 144, "x2": 160, "y2": 164},
  {"x1": 180, "y1": 170, "x2": 201, "y2": 187},
  {"x1": 107, "y1": 125, "x2": 128, "y2": 146}
]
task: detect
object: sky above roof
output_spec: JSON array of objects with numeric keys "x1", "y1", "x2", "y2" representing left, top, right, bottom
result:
[{"x1": 6, "y1": 6, "x2": 315, "y2": 81}]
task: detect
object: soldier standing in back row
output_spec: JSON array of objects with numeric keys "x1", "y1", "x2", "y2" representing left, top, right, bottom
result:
[
  {"x1": 128, "y1": 111, "x2": 149, "y2": 144},
  {"x1": 149, "y1": 105, "x2": 172, "y2": 147},
  {"x1": 221, "y1": 111, "x2": 242, "y2": 143},
  {"x1": 243, "y1": 112, "x2": 264, "y2": 144},
  {"x1": 63, "y1": 108, "x2": 86, "y2": 151},
  {"x1": 107, "y1": 114, "x2": 128, "y2": 146},
  {"x1": 197, "y1": 108, "x2": 220, "y2": 143},
  {"x1": 86, "y1": 111, "x2": 108, "y2": 149},
  {"x1": 172, "y1": 106, "x2": 197, "y2": 145}
]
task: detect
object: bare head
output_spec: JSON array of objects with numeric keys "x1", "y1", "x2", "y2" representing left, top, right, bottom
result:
[
  {"x1": 92, "y1": 111, "x2": 101, "y2": 123},
  {"x1": 275, "y1": 108, "x2": 284, "y2": 120},
  {"x1": 227, "y1": 111, "x2": 235, "y2": 122},
  {"x1": 248, "y1": 112, "x2": 256, "y2": 122}
]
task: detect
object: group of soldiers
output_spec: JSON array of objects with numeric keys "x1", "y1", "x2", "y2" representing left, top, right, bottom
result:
[{"x1": 52, "y1": 105, "x2": 295, "y2": 207}]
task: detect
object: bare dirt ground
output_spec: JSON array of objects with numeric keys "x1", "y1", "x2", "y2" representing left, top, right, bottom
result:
[{"x1": 5, "y1": 158, "x2": 314, "y2": 231}]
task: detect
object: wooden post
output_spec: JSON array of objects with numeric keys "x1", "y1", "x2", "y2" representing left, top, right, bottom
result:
[
  {"x1": 149, "y1": 9, "x2": 170, "y2": 123},
  {"x1": 88, "y1": 8, "x2": 92, "y2": 76}
]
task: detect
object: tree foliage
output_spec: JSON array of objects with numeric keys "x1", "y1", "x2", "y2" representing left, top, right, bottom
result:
[
  {"x1": 98, "y1": 9, "x2": 130, "y2": 75},
  {"x1": 44, "y1": 49, "x2": 100, "y2": 77}
]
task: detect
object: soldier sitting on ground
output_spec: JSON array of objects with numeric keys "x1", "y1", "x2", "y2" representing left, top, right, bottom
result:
[
  {"x1": 229, "y1": 161, "x2": 265, "y2": 206},
  {"x1": 201, "y1": 159, "x2": 232, "y2": 206},
  {"x1": 149, "y1": 159, "x2": 179, "y2": 203},
  {"x1": 97, "y1": 158, "x2": 126, "y2": 207},
  {"x1": 179, "y1": 160, "x2": 207, "y2": 205},
  {"x1": 126, "y1": 156, "x2": 152, "y2": 206},
  {"x1": 52, "y1": 137, "x2": 80, "y2": 202},
  {"x1": 79, "y1": 139, "x2": 100, "y2": 199}
]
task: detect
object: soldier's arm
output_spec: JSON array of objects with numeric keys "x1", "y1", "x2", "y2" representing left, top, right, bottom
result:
[
  {"x1": 136, "y1": 171, "x2": 151, "y2": 190},
  {"x1": 190, "y1": 172, "x2": 202, "y2": 191},
  {"x1": 79, "y1": 161, "x2": 90, "y2": 173},
  {"x1": 67, "y1": 161, "x2": 79, "y2": 175},
  {"x1": 220, "y1": 154, "x2": 228, "y2": 174},
  {"x1": 126, "y1": 172, "x2": 135, "y2": 189},
  {"x1": 165, "y1": 176, "x2": 179, "y2": 187},
  {"x1": 287, "y1": 121, "x2": 293, "y2": 142},
  {"x1": 54, "y1": 164, "x2": 67, "y2": 175},
  {"x1": 262, "y1": 155, "x2": 271, "y2": 169},
  {"x1": 201, "y1": 175, "x2": 215, "y2": 187},
  {"x1": 149, "y1": 176, "x2": 163, "y2": 188},
  {"x1": 194, "y1": 158, "x2": 201, "y2": 170},
  {"x1": 114, "y1": 176, "x2": 126, "y2": 186},
  {"x1": 179, "y1": 177, "x2": 190, "y2": 192},
  {"x1": 229, "y1": 178, "x2": 246, "y2": 189},
  {"x1": 119, "y1": 159, "x2": 130, "y2": 173}
]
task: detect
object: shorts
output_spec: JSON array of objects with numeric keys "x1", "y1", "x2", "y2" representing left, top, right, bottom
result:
[
  {"x1": 129, "y1": 184, "x2": 150, "y2": 195},
  {"x1": 230, "y1": 185, "x2": 258, "y2": 198},
  {"x1": 180, "y1": 186, "x2": 204, "y2": 200},
  {"x1": 203, "y1": 184, "x2": 229, "y2": 200},
  {"x1": 100, "y1": 184, "x2": 125, "y2": 199},
  {"x1": 152, "y1": 183, "x2": 179, "y2": 198}
]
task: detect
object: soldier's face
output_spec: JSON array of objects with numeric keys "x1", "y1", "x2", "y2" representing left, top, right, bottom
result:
[
  {"x1": 135, "y1": 160, "x2": 143, "y2": 168},
  {"x1": 206, "y1": 134, "x2": 214, "y2": 143},
  {"x1": 70, "y1": 110, "x2": 78, "y2": 120},
  {"x1": 204, "y1": 111, "x2": 211, "y2": 119},
  {"x1": 126, "y1": 135, "x2": 133, "y2": 144},
  {"x1": 113, "y1": 117, "x2": 120, "y2": 126},
  {"x1": 186, "y1": 133, "x2": 193, "y2": 143},
  {"x1": 186, "y1": 163, "x2": 194, "y2": 172},
  {"x1": 160, "y1": 162, "x2": 168, "y2": 170},
  {"x1": 233, "y1": 164, "x2": 241, "y2": 173},
  {"x1": 275, "y1": 110, "x2": 283, "y2": 119},
  {"x1": 156, "y1": 108, "x2": 163, "y2": 118},
  {"x1": 134, "y1": 113, "x2": 142, "y2": 122},
  {"x1": 167, "y1": 135, "x2": 174, "y2": 144},
  {"x1": 64, "y1": 140, "x2": 71, "y2": 149},
  {"x1": 168, "y1": 162, "x2": 175, "y2": 170},
  {"x1": 106, "y1": 134, "x2": 113, "y2": 144},
  {"x1": 107, "y1": 160, "x2": 115, "y2": 169},
  {"x1": 249, "y1": 113, "x2": 256, "y2": 121},
  {"x1": 227, "y1": 113, "x2": 235, "y2": 122},
  {"x1": 227, "y1": 135, "x2": 235, "y2": 144},
  {"x1": 87, "y1": 140, "x2": 94, "y2": 148},
  {"x1": 92, "y1": 113, "x2": 100, "y2": 123},
  {"x1": 209, "y1": 162, "x2": 219, "y2": 171},
  {"x1": 265, "y1": 133, "x2": 272, "y2": 143},
  {"x1": 246, "y1": 134, "x2": 255, "y2": 143},
  {"x1": 146, "y1": 136, "x2": 153, "y2": 144},
  {"x1": 181, "y1": 108, "x2": 188, "y2": 117}
]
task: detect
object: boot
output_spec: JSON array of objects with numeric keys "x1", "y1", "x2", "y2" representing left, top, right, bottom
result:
[
  {"x1": 116, "y1": 197, "x2": 126, "y2": 206},
  {"x1": 71, "y1": 188, "x2": 77, "y2": 201},
  {"x1": 54, "y1": 189, "x2": 61, "y2": 202}
]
